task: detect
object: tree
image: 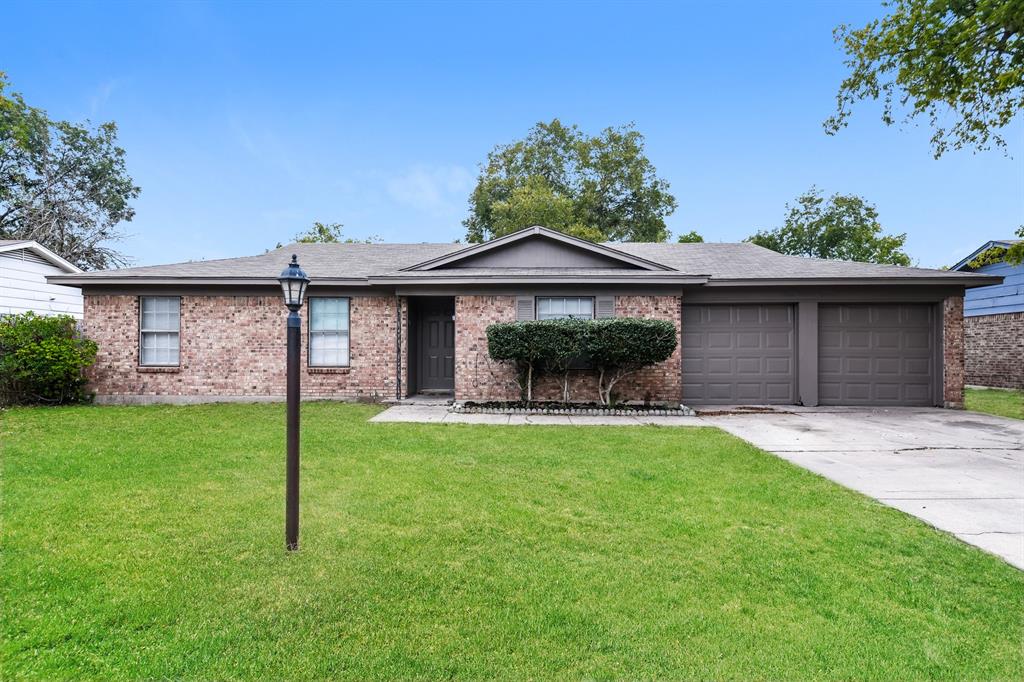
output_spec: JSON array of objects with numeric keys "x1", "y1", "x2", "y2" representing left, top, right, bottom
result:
[
  {"x1": 826, "y1": 0, "x2": 1024, "y2": 158},
  {"x1": 747, "y1": 187, "x2": 912, "y2": 265},
  {"x1": 0, "y1": 72, "x2": 139, "y2": 270},
  {"x1": 1008, "y1": 226, "x2": 1024, "y2": 265},
  {"x1": 676, "y1": 230, "x2": 704, "y2": 243},
  {"x1": 275, "y1": 221, "x2": 383, "y2": 248},
  {"x1": 464, "y1": 119, "x2": 678, "y2": 243}
]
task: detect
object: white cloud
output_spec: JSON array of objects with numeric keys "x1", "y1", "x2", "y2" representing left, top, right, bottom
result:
[
  {"x1": 385, "y1": 164, "x2": 474, "y2": 218},
  {"x1": 89, "y1": 79, "x2": 122, "y2": 118}
]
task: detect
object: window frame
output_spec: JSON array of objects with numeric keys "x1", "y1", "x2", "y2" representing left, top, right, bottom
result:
[
  {"x1": 138, "y1": 296, "x2": 181, "y2": 367},
  {"x1": 307, "y1": 296, "x2": 352, "y2": 368},
  {"x1": 534, "y1": 296, "x2": 596, "y2": 321}
]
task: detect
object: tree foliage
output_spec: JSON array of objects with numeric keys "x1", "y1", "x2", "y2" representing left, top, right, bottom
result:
[
  {"x1": 747, "y1": 187, "x2": 912, "y2": 265},
  {"x1": 486, "y1": 317, "x2": 677, "y2": 405},
  {"x1": 276, "y1": 221, "x2": 383, "y2": 249},
  {"x1": 0, "y1": 72, "x2": 139, "y2": 270},
  {"x1": 1008, "y1": 226, "x2": 1024, "y2": 264},
  {"x1": 0, "y1": 312, "x2": 97, "y2": 405},
  {"x1": 826, "y1": 0, "x2": 1024, "y2": 158},
  {"x1": 676, "y1": 230, "x2": 704, "y2": 243},
  {"x1": 464, "y1": 119, "x2": 678, "y2": 243},
  {"x1": 966, "y1": 225, "x2": 1024, "y2": 267}
]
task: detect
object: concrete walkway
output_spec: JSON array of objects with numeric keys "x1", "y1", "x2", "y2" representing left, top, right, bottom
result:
[{"x1": 371, "y1": 403, "x2": 1024, "y2": 569}]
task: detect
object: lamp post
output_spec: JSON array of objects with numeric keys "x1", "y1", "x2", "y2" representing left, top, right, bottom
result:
[{"x1": 278, "y1": 254, "x2": 309, "y2": 551}]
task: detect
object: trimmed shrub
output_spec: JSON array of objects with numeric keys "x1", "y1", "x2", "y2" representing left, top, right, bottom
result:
[
  {"x1": 486, "y1": 321, "x2": 543, "y2": 401},
  {"x1": 0, "y1": 313, "x2": 97, "y2": 406},
  {"x1": 486, "y1": 317, "x2": 676, "y2": 405},
  {"x1": 584, "y1": 318, "x2": 676, "y2": 404},
  {"x1": 486, "y1": 318, "x2": 589, "y2": 402}
]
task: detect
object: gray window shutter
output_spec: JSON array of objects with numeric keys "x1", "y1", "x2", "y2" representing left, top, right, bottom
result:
[
  {"x1": 596, "y1": 295, "x2": 615, "y2": 318},
  {"x1": 516, "y1": 296, "x2": 535, "y2": 321}
]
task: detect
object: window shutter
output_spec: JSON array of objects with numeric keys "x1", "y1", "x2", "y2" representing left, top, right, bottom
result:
[
  {"x1": 516, "y1": 296, "x2": 535, "y2": 321},
  {"x1": 596, "y1": 295, "x2": 615, "y2": 318}
]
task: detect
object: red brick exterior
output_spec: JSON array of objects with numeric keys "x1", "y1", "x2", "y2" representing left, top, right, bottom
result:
[
  {"x1": 943, "y1": 296, "x2": 965, "y2": 408},
  {"x1": 453, "y1": 294, "x2": 683, "y2": 404},
  {"x1": 83, "y1": 291, "x2": 965, "y2": 408},
  {"x1": 964, "y1": 312, "x2": 1024, "y2": 389},
  {"x1": 82, "y1": 294, "x2": 406, "y2": 402}
]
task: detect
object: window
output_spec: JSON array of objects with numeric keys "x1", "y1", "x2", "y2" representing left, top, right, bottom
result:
[
  {"x1": 536, "y1": 297, "x2": 595, "y2": 320},
  {"x1": 140, "y1": 296, "x2": 180, "y2": 366},
  {"x1": 309, "y1": 298, "x2": 350, "y2": 367}
]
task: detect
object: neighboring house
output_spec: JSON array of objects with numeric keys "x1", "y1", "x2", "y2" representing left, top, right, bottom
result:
[
  {"x1": 1, "y1": 240, "x2": 83, "y2": 318},
  {"x1": 951, "y1": 239, "x2": 1023, "y2": 389},
  {"x1": 48, "y1": 226, "x2": 999, "y2": 408}
]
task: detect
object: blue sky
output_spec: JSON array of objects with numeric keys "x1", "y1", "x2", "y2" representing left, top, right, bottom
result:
[{"x1": 4, "y1": 0, "x2": 1021, "y2": 268}]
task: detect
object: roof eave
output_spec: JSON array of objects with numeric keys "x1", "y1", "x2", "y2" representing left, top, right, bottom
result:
[
  {"x1": 705, "y1": 275, "x2": 1002, "y2": 288},
  {"x1": 369, "y1": 275, "x2": 708, "y2": 285},
  {"x1": 48, "y1": 276, "x2": 373, "y2": 286}
]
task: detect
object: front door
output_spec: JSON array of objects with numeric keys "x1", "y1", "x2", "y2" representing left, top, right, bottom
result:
[{"x1": 417, "y1": 298, "x2": 455, "y2": 392}]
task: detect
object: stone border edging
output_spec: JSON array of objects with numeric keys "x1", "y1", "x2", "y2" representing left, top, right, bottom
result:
[{"x1": 451, "y1": 403, "x2": 697, "y2": 417}]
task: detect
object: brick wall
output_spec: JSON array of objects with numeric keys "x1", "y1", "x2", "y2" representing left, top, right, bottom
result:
[
  {"x1": 964, "y1": 312, "x2": 1024, "y2": 389},
  {"x1": 82, "y1": 294, "x2": 405, "y2": 402},
  {"x1": 453, "y1": 295, "x2": 520, "y2": 401},
  {"x1": 453, "y1": 294, "x2": 683, "y2": 404},
  {"x1": 943, "y1": 296, "x2": 965, "y2": 408}
]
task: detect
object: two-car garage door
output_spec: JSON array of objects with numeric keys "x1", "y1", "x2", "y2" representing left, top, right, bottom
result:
[{"x1": 682, "y1": 303, "x2": 936, "y2": 406}]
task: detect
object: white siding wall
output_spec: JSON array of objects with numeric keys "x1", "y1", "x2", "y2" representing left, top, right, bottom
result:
[{"x1": 0, "y1": 250, "x2": 84, "y2": 318}]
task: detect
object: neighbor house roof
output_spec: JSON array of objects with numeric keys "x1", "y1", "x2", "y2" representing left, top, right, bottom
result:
[
  {"x1": 950, "y1": 239, "x2": 1023, "y2": 272},
  {"x1": 47, "y1": 226, "x2": 998, "y2": 288},
  {"x1": 0, "y1": 240, "x2": 82, "y2": 274}
]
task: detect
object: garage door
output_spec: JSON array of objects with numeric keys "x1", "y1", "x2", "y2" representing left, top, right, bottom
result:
[
  {"x1": 818, "y1": 304, "x2": 935, "y2": 406},
  {"x1": 682, "y1": 304, "x2": 796, "y2": 404}
]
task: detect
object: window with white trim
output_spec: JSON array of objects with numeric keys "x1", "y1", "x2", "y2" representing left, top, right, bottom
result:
[
  {"x1": 309, "y1": 297, "x2": 350, "y2": 367},
  {"x1": 139, "y1": 296, "x2": 180, "y2": 366},
  {"x1": 536, "y1": 296, "x2": 595, "y2": 320}
]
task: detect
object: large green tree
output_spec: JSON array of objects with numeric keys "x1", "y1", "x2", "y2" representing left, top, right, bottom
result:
[
  {"x1": 0, "y1": 73, "x2": 139, "y2": 270},
  {"x1": 464, "y1": 120, "x2": 677, "y2": 243},
  {"x1": 826, "y1": 0, "x2": 1024, "y2": 158},
  {"x1": 747, "y1": 188, "x2": 912, "y2": 265}
]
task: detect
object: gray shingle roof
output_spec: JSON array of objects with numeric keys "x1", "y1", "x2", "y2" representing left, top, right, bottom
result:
[
  {"x1": 612, "y1": 242, "x2": 985, "y2": 281},
  {"x1": 50, "y1": 237, "x2": 994, "y2": 286}
]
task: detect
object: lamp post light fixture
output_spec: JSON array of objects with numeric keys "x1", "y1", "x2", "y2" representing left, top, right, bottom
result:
[{"x1": 278, "y1": 254, "x2": 310, "y2": 551}]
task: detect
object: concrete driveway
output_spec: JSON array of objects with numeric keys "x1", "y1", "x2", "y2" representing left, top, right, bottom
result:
[{"x1": 702, "y1": 407, "x2": 1024, "y2": 569}]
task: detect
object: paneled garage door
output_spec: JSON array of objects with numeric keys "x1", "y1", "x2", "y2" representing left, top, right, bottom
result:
[
  {"x1": 818, "y1": 304, "x2": 935, "y2": 406},
  {"x1": 682, "y1": 304, "x2": 796, "y2": 404}
]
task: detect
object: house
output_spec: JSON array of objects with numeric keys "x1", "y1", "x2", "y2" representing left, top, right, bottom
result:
[
  {"x1": 951, "y1": 239, "x2": 1023, "y2": 389},
  {"x1": 1, "y1": 240, "x2": 84, "y2": 318},
  {"x1": 48, "y1": 226, "x2": 999, "y2": 408}
]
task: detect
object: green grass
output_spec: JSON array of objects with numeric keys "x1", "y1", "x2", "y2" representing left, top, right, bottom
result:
[
  {"x1": 2, "y1": 403, "x2": 1022, "y2": 680},
  {"x1": 966, "y1": 387, "x2": 1024, "y2": 420}
]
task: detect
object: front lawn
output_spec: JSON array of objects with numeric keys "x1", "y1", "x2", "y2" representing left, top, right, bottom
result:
[
  {"x1": 2, "y1": 403, "x2": 1022, "y2": 680},
  {"x1": 966, "y1": 387, "x2": 1024, "y2": 420}
]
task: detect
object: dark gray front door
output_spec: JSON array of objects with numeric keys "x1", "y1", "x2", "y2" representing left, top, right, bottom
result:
[
  {"x1": 417, "y1": 298, "x2": 455, "y2": 392},
  {"x1": 682, "y1": 304, "x2": 796, "y2": 404},
  {"x1": 818, "y1": 304, "x2": 934, "y2": 406}
]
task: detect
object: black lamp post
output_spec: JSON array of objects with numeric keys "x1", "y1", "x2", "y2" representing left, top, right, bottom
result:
[{"x1": 278, "y1": 254, "x2": 309, "y2": 551}]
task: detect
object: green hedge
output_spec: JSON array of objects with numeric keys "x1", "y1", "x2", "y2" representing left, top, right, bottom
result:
[
  {"x1": 0, "y1": 312, "x2": 97, "y2": 406},
  {"x1": 486, "y1": 317, "x2": 677, "y2": 404}
]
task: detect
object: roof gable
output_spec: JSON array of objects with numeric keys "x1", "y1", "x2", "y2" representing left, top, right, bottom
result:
[
  {"x1": 0, "y1": 240, "x2": 81, "y2": 273},
  {"x1": 951, "y1": 239, "x2": 1022, "y2": 271},
  {"x1": 402, "y1": 226, "x2": 673, "y2": 271}
]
